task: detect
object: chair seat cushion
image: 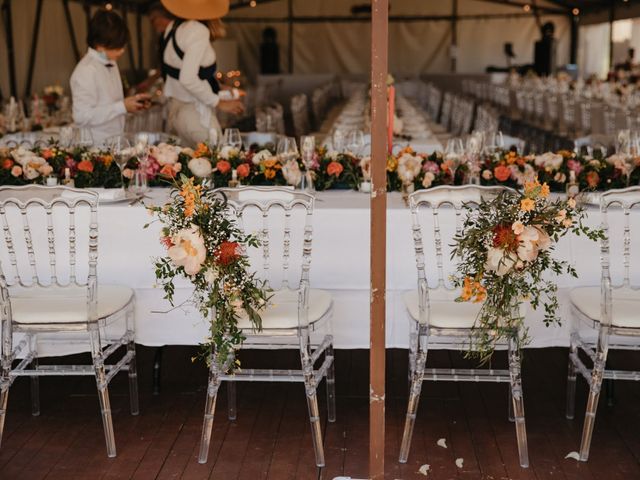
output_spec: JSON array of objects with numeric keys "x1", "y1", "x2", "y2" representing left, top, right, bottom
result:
[
  {"x1": 570, "y1": 287, "x2": 640, "y2": 328},
  {"x1": 237, "y1": 288, "x2": 332, "y2": 331},
  {"x1": 10, "y1": 284, "x2": 134, "y2": 324},
  {"x1": 403, "y1": 290, "x2": 481, "y2": 328}
]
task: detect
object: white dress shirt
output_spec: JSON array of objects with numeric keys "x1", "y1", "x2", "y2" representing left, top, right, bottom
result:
[
  {"x1": 70, "y1": 48, "x2": 126, "y2": 144},
  {"x1": 163, "y1": 20, "x2": 220, "y2": 128}
]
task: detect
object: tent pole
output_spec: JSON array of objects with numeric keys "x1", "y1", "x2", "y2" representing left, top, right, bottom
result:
[
  {"x1": 370, "y1": 0, "x2": 388, "y2": 478},
  {"x1": 287, "y1": 0, "x2": 293, "y2": 73},
  {"x1": 451, "y1": 0, "x2": 457, "y2": 73},
  {"x1": 608, "y1": 2, "x2": 615, "y2": 72},
  {"x1": 570, "y1": 13, "x2": 578, "y2": 65},
  {"x1": 25, "y1": 0, "x2": 43, "y2": 97},
  {"x1": 63, "y1": 0, "x2": 81, "y2": 63},
  {"x1": 136, "y1": 5, "x2": 144, "y2": 71},
  {"x1": 1, "y1": 0, "x2": 17, "y2": 98}
]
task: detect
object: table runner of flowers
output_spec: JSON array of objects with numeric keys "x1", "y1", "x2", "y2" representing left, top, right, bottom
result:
[{"x1": 1, "y1": 142, "x2": 638, "y2": 192}]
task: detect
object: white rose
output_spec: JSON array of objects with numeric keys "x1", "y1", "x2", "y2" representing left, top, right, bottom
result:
[
  {"x1": 397, "y1": 153, "x2": 422, "y2": 183},
  {"x1": 150, "y1": 143, "x2": 178, "y2": 165},
  {"x1": 219, "y1": 146, "x2": 239, "y2": 160},
  {"x1": 24, "y1": 166, "x2": 41, "y2": 180},
  {"x1": 482, "y1": 169, "x2": 493, "y2": 180},
  {"x1": 252, "y1": 149, "x2": 273, "y2": 165},
  {"x1": 485, "y1": 247, "x2": 517, "y2": 276},
  {"x1": 421, "y1": 171, "x2": 435, "y2": 188},
  {"x1": 534, "y1": 152, "x2": 563, "y2": 171},
  {"x1": 188, "y1": 157, "x2": 213, "y2": 178}
]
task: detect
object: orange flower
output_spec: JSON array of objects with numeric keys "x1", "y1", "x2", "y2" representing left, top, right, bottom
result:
[
  {"x1": 2, "y1": 158, "x2": 14, "y2": 169},
  {"x1": 540, "y1": 182, "x2": 550, "y2": 198},
  {"x1": 264, "y1": 169, "x2": 276, "y2": 179},
  {"x1": 236, "y1": 163, "x2": 250, "y2": 179},
  {"x1": 520, "y1": 198, "x2": 535, "y2": 212},
  {"x1": 41, "y1": 149, "x2": 53, "y2": 160},
  {"x1": 216, "y1": 160, "x2": 231, "y2": 174},
  {"x1": 586, "y1": 171, "x2": 599, "y2": 188},
  {"x1": 263, "y1": 159, "x2": 278, "y2": 169},
  {"x1": 506, "y1": 152, "x2": 517, "y2": 165},
  {"x1": 460, "y1": 277, "x2": 487, "y2": 303},
  {"x1": 493, "y1": 224, "x2": 519, "y2": 250},
  {"x1": 386, "y1": 156, "x2": 398, "y2": 172},
  {"x1": 179, "y1": 180, "x2": 202, "y2": 218},
  {"x1": 77, "y1": 160, "x2": 94, "y2": 173},
  {"x1": 101, "y1": 154, "x2": 113, "y2": 167},
  {"x1": 494, "y1": 164, "x2": 511, "y2": 182},
  {"x1": 214, "y1": 241, "x2": 241, "y2": 266},
  {"x1": 194, "y1": 143, "x2": 209, "y2": 158},
  {"x1": 160, "y1": 164, "x2": 177, "y2": 178},
  {"x1": 327, "y1": 161, "x2": 344, "y2": 177}
]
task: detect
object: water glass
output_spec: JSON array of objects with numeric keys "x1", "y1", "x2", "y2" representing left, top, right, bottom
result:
[{"x1": 223, "y1": 128, "x2": 242, "y2": 150}]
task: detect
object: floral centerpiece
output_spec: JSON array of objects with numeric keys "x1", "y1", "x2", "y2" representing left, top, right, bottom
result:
[
  {"x1": 146, "y1": 176, "x2": 270, "y2": 367},
  {"x1": 452, "y1": 180, "x2": 604, "y2": 361}
]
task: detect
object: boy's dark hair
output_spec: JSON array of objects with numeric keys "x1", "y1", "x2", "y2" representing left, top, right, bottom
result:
[
  {"x1": 148, "y1": 2, "x2": 177, "y2": 20},
  {"x1": 87, "y1": 9, "x2": 129, "y2": 49}
]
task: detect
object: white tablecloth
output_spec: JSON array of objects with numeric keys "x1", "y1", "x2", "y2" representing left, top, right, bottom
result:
[
  {"x1": 3, "y1": 187, "x2": 633, "y2": 355},
  {"x1": 54, "y1": 189, "x2": 632, "y2": 350}
]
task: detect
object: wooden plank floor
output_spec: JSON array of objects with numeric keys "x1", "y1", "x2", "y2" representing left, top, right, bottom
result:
[{"x1": 0, "y1": 346, "x2": 639, "y2": 479}]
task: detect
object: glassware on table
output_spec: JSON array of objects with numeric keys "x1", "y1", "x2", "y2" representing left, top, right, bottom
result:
[
  {"x1": 300, "y1": 135, "x2": 316, "y2": 191},
  {"x1": 483, "y1": 130, "x2": 504, "y2": 156},
  {"x1": 131, "y1": 133, "x2": 150, "y2": 194},
  {"x1": 208, "y1": 128, "x2": 219, "y2": 152},
  {"x1": 444, "y1": 138, "x2": 465, "y2": 184},
  {"x1": 107, "y1": 135, "x2": 132, "y2": 196},
  {"x1": 59, "y1": 126, "x2": 73, "y2": 148},
  {"x1": 346, "y1": 130, "x2": 365, "y2": 157},
  {"x1": 276, "y1": 136, "x2": 299, "y2": 162},
  {"x1": 332, "y1": 128, "x2": 346, "y2": 153},
  {"x1": 222, "y1": 128, "x2": 242, "y2": 150},
  {"x1": 616, "y1": 129, "x2": 638, "y2": 186},
  {"x1": 465, "y1": 131, "x2": 484, "y2": 185},
  {"x1": 72, "y1": 127, "x2": 94, "y2": 148}
]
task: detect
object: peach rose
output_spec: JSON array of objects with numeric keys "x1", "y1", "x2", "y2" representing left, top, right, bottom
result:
[
  {"x1": 10, "y1": 165, "x2": 22, "y2": 177},
  {"x1": 77, "y1": 160, "x2": 94, "y2": 173},
  {"x1": 216, "y1": 160, "x2": 232, "y2": 174},
  {"x1": 494, "y1": 164, "x2": 511, "y2": 182},
  {"x1": 236, "y1": 163, "x2": 250, "y2": 179},
  {"x1": 327, "y1": 161, "x2": 344, "y2": 177}
]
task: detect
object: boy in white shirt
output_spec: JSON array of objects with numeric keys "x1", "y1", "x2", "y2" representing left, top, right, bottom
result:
[{"x1": 70, "y1": 9, "x2": 150, "y2": 144}]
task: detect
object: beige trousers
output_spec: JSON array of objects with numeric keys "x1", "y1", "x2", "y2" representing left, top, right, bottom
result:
[{"x1": 166, "y1": 98, "x2": 221, "y2": 147}]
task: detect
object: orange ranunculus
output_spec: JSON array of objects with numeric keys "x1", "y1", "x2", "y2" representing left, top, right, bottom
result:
[
  {"x1": 586, "y1": 171, "x2": 600, "y2": 188},
  {"x1": 216, "y1": 160, "x2": 231, "y2": 174},
  {"x1": 2, "y1": 158, "x2": 14, "y2": 169},
  {"x1": 386, "y1": 156, "x2": 398, "y2": 172},
  {"x1": 540, "y1": 182, "x2": 550, "y2": 198},
  {"x1": 41, "y1": 149, "x2": 53, "y2": 160},
  {"x1": 214, "y1": 241, "x2": 241, "y2": 266},
  {"x1": 194, "y1": 143, "x2": 209, "y2": 158},
  {"x1": 327, "y1": 161, "x2": 344, "y2": 177},
  {"x1": 263, "y1": 159, "x2": 278, "y2": 169},
  {"x1": 160, "y1": 164, "x2": 177, "y2": 178},
  {"x1": 77, "y1": 160, "x2": 94, "y2": 173},
  {"x1": 494, "y1": 164, "x2": 511, "y2": 182},
  {"x1": 520, "y1": 198, "x2": 535, "y2": 212},
  {"x1": 101, "y1": 154, "x2": 113, "y2": 167},
  {"x1": 493, "y1": 224, "x2": 519, "y2": 250},
  {"x1": 264, "y1": 168, "x2": 276, "y2": 179},
  {"x1": 506, "y1": 152, "x2": 517, "y2": 165},
  {"x1": 236, "y1": 163, "x2": 250, "y2": 179}
]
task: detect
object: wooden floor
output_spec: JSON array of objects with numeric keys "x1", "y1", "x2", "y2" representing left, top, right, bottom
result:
[{"x1": 1, "y1": 346, "x2": 639, "y2": 479}]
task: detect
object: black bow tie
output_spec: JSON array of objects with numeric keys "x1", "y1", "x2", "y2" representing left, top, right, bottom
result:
[{"x1": 105, "y1": 63, "x2": 114, "y2": 68}]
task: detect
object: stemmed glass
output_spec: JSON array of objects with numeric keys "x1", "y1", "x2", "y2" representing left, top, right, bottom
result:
[
  {"x1": 616, "y1": 129, "x2": 637, "y2": 186},
  {"x1": 346, "y1": 130, "x2": 365, "y2": 157},
  {"x1": 483, "y1": 130, "x2": 504, "y2": 156},
  {"x1": 332, "y1": 128, "x2": 346, "y2": 153},
  {"x1": 444, "y1": 138, "x2": 465, "y2": 184},
  {"x1": 108, "y1": 135, "x2": 132, "y2": 197},
  {"x1": 72, "y1": 127, "x2": 94, "y2": 148},
  {"x1": 277, "y1": 136, "x2": 299, "y2": 186},
  {"x1": 222, "y1": 128, "x2": 242, "y2": 150},
  {"x1": 465, "y1": 131, "x2": 484, "y2": 185},
  {"x1": 131, "y1": 133, "x2": 149, "y2": 194},
  {"x1": 300, "y1": 135, "x2": 316, "y2": 191},
  {"x1": 208, "y1": 128, "x2": 219, "y2": 152}
]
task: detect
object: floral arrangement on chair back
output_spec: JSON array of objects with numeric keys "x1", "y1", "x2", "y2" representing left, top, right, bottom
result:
[
  {"x1": 452, "y1": 180, "x2": 604, "y2": 361},
  {"x1": 146, "y1": 175, "x2": 270, "y2": 368}
]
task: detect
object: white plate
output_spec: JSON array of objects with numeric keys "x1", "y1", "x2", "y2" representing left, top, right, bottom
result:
[{"x1": 90, "y1": 189, "x2": 140, "y2": 204}]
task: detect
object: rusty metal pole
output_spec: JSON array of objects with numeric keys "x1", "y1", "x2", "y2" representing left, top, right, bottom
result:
[{"x1": 370, "y1": 0, "x2": 388, "y2": 478}]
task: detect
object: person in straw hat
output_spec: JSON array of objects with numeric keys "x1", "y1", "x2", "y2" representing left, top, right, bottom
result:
[{"x1": 159, "y1": 0, "x2": 243, "y2": 146}]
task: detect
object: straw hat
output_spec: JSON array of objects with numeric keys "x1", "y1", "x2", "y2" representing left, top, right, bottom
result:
[{"x1": 160, "y1": 0, "x2": 229, "y2": 20}]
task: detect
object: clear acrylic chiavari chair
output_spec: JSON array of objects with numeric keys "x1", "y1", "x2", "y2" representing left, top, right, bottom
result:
[
  {"x1": 198, "y1": 187, "x2": 335, "y2": 466},
  {"x1": 0, "y1": 185, "x2": 138, "y2": 457},
  {"x1": 398, "y1": 185, "x2": 529, "y2": 468},
  {"x1": 566, "y1": 186, "x2": 640, "y2": 461}
]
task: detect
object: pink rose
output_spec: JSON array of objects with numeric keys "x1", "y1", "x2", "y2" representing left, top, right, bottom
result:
[
  {"x1": 39, "y1": 164, "x2": 53, "y2": 176},
  {"x1": 567, "y1": 159, "x2": 583, "y2": 175},
  {"x1": 10, "y1": 165, "x2": 22, "y2": 177}
]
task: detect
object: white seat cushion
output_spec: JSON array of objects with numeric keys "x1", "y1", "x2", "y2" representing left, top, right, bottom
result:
[
  {"x1": 237, "y1": 288, "x2": 332, "y2": 331},
  {"x1": 10, "y1": 284, "x2": 134, "y2": 325},
  {"x1": 403, "y1": 289, "x2": 481, "y2": 329},
  {"x1": 570, "y1": 286, "x2": 640, "y2": 328}
]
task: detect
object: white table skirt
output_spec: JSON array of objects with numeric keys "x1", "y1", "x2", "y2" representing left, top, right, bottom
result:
[{"x1": 8, "y1": 188, "x2": 636, "y2": 355}]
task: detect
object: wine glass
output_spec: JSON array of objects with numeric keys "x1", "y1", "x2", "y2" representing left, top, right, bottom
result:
[
  {"x1": 72, "y1": 127, "x2": 94, "y2": 148},
  {"x1": 332, "y1": 128, "x2": 346, "y2": 153},
  {"x1": 131, "y1": 133, "x2": 150, "y2": 194},
  {"x1": 208, "y1": 128, "x2": 219, "y2": 152},
  {"x1": 346, "y1": 130, "x2": 365, "y2": 157},
  {"x1": 465, "y1": 131, "x2": 484, "y2": 185},
  {"x1": 276, "y1": 136, "x2": 299, "y2": 163},
  {"x1": 444, "y1": 138, "x2": 465, "y2": 184},
  {"x1": 222, "y1": 128, "x2": 242, "y2": 150},
  {"x1": 108, "y1": 135, "x2": 132, "y2": 196},
  {"x1": 300, "y1": 135, "x2": 316, "y2": 191}
]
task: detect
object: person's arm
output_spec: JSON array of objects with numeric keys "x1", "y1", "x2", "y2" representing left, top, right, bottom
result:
[
  {"x1": 70, "y1": 67, "x2": 127, "y2": 126},
  {"x1": 178, "y1": 26, "x2": 220, "y2": 107}
]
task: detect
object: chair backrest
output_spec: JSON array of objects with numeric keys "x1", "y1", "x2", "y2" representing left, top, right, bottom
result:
[
  {"x1": 0, "y1": 185, "x2": 98, "y2": 289},
  {"x1": 215, "y1": 187, "x2": 314, "y2": 291},
  {"x1": 599, "y1": 187, "x2": 640, "y2": 291},
  {"x1": 408, "y1": 185, "x2": 514, "y2": 291}
]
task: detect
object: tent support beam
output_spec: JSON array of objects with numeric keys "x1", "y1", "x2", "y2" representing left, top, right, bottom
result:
[
  {"x1": 477, "y1": 0, "x2": 565, "y2": 15},
  {"x1": 63, "y1": 0, "x2": 81, "y2": 63},
  {"x1": 25, "y1": 0, "x2": 44, "y2": 97},
  {"x1": 370, "y1": 0, "x2": 388, "y2": 478},
  {"x1": 224, "y1": 12, "x2": 567, "y2": 23},
  {"x1": 1, "y1": 0, "x2": 17, "y2": 98}
]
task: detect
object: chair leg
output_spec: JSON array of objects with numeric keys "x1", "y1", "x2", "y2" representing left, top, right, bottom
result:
[
  {"x1": 566, "y1": 335, "x2": 578, "y2": 420},
  {"x1": 0, "y1": 383, "x2": 8, "y2": 449},
  {"x1": 127, "y1": 337, "x2": 139, "y2": 416},
  {"x1": 579, "y1": 347, "x2": 608, "y2": 462},
  {"x1": 227, "y1": 382, "x2": 236, "y2": 420},
  {"x1": 199, "y1": 355, "x2": 221, "y2": 464},
  {"x1": 30, "y1": 356, "x2": 40, "y2": 417},
  {"x1": 325, "y1": 339, "x2": 336, "y2": 423},
  {"x1": 305, "y1": 385, "x2": 325, "y2": 467},
  {"x1": 399, "y1": 348, "x2": 426, "y2": 464},
  {"x1": 90, "y1": 329, "x2": 116, "y2": 458},
  {"x1": 508, "y1": 385, "x2": 514, "y2": 422},
  {"x1": 508, "y1": 338, "x2": 529, "y2": 468}
]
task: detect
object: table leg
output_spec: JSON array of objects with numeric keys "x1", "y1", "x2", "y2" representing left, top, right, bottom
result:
[{"x1": 153, "y1": 346, "x2": 164, "y2": 396}]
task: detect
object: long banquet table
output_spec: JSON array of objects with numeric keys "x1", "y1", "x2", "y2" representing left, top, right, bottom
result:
[{"x1": 66, "y1": 188, "x2": 634, "y2": 352}]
